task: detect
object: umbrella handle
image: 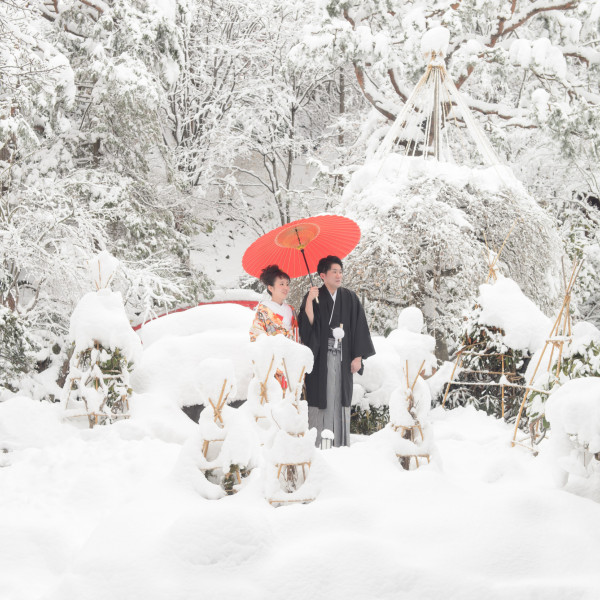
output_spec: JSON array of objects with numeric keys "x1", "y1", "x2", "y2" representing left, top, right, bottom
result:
[{"x1": 301, "y1": 248, "x2": 319, "y2": 304}]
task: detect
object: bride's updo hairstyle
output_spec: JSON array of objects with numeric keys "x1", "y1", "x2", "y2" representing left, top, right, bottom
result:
[{"x1": 260, "y1": 265, "x2": 290, "y2": 296}]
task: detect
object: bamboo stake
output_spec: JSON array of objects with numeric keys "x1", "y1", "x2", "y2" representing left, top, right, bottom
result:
[
  {"x1": 442, "y1": 352, "x2": 464, "y2": 407},
  {"x1": 511, "y1": 259, "x2": 582, "y2": 444},
  {"x1": 411, "y1": 360, "x2": 426, "y2": 392}
]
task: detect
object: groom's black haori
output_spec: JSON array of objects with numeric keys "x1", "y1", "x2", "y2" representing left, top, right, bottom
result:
[{"x1": 298, "y1": 275, "x2": 375, "y2": 412}]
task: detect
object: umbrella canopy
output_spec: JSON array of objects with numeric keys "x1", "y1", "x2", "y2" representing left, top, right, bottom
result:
[{"x1": 242, "y1": 215, "x2": 361, "y2": 279}]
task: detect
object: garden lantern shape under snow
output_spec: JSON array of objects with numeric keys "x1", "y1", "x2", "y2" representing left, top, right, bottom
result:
[{"x1": 320, "y1": 429, "x2": 334, "y2": 450}]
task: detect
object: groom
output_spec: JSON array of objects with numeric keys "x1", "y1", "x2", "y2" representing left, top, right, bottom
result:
[{"x1": 298, "y1": 255, "x2": 375, "y2": 447}]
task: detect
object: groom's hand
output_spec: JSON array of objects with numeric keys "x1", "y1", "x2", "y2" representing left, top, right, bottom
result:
[
  {"x1": 307, "y1": 286, "x2": 319, "y2": 303},
  {"x1": 351, "y1": 356, "x2": 362, "y2": 374}
]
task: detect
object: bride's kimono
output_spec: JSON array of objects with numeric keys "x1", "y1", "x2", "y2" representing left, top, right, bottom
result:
[
  {"x1": 249, "y1": 300, "x2": 299, "y2": 343},
  {"x1": 249, "y1": 299, "x2": 299, "y2": 389}
]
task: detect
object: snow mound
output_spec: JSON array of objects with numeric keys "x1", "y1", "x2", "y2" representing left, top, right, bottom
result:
[
  {"x1": 69, "y1": 289, "x2": 142, "y2": 362},
  {"x1": 88, "y1": 250, "x2": 119, "y2": 290},
  {"x1": 139, "y1": 303, "x2": 255, "y2": 347},
  {"x1": 397, "y1": 306, "x2": 424, "y2": 332},
  {"x1": 0, "y1": 396, "x2": 69, "y2": 452},
  {"x1": 421, "y1": 26, "x2": 450, "y2": 60},
  {"x1": 546, "y1": 377, "x2": 600, "y2": 453},
  {"x1": 132, "y1": 330, "x2": 253, "y2": 405},
  {"x1": 476, "y1": 276, "x2": 551, "y2": 353},
  {"x1": 196, "y1": 358, "x2": 237, "y2": 406}
]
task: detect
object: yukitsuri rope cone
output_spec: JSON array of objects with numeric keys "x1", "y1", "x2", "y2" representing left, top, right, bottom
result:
[
  {"x1": 441, "y1": 224, "x2": 529, "y2": 421},
  {"x1": 62, "y1": 251, "x2": 141, "y2": 428},
  {"x1": 375, "y1": 26, "x2": 503, "y2": 168},
  {"x1": 511, "y1": 260, "x2": 584, "y2": 451}
]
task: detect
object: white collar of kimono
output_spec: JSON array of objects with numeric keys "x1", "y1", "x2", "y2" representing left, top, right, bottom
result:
[
  {"x1": 328, "y1": 289, "x2": 337, "y2": 325},
  {"x1": 262, "y1": 298, "x2": 293, "y2": 329}
]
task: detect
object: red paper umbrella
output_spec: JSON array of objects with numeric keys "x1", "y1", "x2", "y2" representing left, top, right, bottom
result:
[{"x1": 242, "y1": 215, "x2": 361, "y2": 284}]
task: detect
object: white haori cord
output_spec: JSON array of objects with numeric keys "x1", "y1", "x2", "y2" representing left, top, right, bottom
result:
[{"x1": 332, "y1": 324, "x2": 345, "y2": 362}]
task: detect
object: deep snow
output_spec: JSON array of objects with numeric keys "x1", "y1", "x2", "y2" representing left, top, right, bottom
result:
[{"x1": 1, "y1": 395, "x2": 600, "y2": 600}]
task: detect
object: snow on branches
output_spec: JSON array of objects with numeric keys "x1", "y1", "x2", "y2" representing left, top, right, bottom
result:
[{"x1": 342, "y1": 155, "x2": 563, "y2": 352}]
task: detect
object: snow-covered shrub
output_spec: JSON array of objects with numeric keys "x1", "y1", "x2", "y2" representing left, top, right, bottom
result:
[
  {"x1": 193, "y1": 358, "x2": 260, "y2": 495},
  {"x1": 342, "y1": 157, "x2": 562, "y2": 353},
  {"x1": 243, "y1": 334, "x2": 285, "y2": 440},
  {"x1": 0, "y1": 307, "x2": 38, "y2": 393},
  {"x1": 351, "y1": 403, "x2": 389, "y2": 436},
  {"x1": 353, "y1": 308, "x2": 441, "y2": 435},
  {"x1": 352, "y1": 336, "x2": 400, "y2": 435},
  {"x1": 444, "y1": 278, "x2": 550, "y2": 424},
  {"x1": 554, "y1": 194, "x2": 600, "y2": 328},
  {"x1": 545, "y1": 377, "x2": 600, "y2": 487},
  {"x1": 386, "y1": 308, "x2": 437, "y2": 468},
  {"x1": 527, "y1": 322, "x2": 600, "y2": 431},
  {"x1": 248, "y1": 335, "x2": 317, "y2": 505},
  {"x1": 62, "y1": 255, "x2": 142, "y2": 427}
]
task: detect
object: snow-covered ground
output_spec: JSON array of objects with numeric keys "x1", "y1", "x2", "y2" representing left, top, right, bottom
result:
[{"x1": 2, "y1": 395, "x2": 599, "y2": 600}]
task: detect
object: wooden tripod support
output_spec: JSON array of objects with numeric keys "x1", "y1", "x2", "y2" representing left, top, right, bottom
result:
[{"x1": 511, "y1": 260, "x2": 583, "y2": 447}]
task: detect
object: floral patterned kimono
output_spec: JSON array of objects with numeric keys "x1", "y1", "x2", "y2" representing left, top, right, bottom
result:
[
  {"x1": 249, "y1": 299, "x2": 299, "y2": 389},
  {"x1": 249, "y1": 300, "x2": 299, "y2": 343}
]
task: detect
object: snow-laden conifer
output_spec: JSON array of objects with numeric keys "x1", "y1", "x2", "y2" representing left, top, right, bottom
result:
[{"x1": 62, "y1": 252, "x2": 142, "y2": 427}]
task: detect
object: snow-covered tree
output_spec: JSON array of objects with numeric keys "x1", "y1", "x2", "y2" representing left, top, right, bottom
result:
[
  {"x1": 62, "y1": 253, "x2": 142, "y2": 427},
  {"x1": 0, "y1": 306, "x2": 38, "y2": 393},
  {"x1": 298, "y1": 0, "x2": 600, "y2": 204},
  {"x1": 1, "y1": 1, "x2": 211, "y2": 389},
  {"x1": 342, "y1": 156, "x2": 563, "y2": 355},
  {"x1": 168, "y1": 0, "x2": 363, "y2": 238},
  {"x1": 552, "y1": 193, "x2": 600, "y2": 328}
]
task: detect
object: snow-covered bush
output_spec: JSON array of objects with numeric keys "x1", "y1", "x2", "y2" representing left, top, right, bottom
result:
[
  {"x1": 353, "y1": 308, "x2": 443, "y2": 435},
  {"x1": 192, "y1": 358, "x2": 260, "y2": 495},
  {"x1": 352, "y1": 336, "x2": 401, "y2": 434},
  {"x1": 261, "y1": 335, "x2": 317, "y2": 505},
  {"x1": 527, "y1": 322, "x2": 600, "y2": 432},
  {"x1": 342, "y1": 157, "x2": 562, "y2": 352},
  {"x1": 444, "y1": 277, "x2": 550, "y2": 424},
  {"x1": 545, "y1": 377, "x2": 600, "y2": 487},
  {"x1": 386, "y1": 308, "x2": 437, "y2": 468},
  {"x1": 62, "y1": 254, "x2": 142, "y2": 428},
  {"x1": 0, "y1": 307, "x2": 38, "y2": 393},
  {"x1": 243, "y1": 334, "x2": 285, "y2": 439}
]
